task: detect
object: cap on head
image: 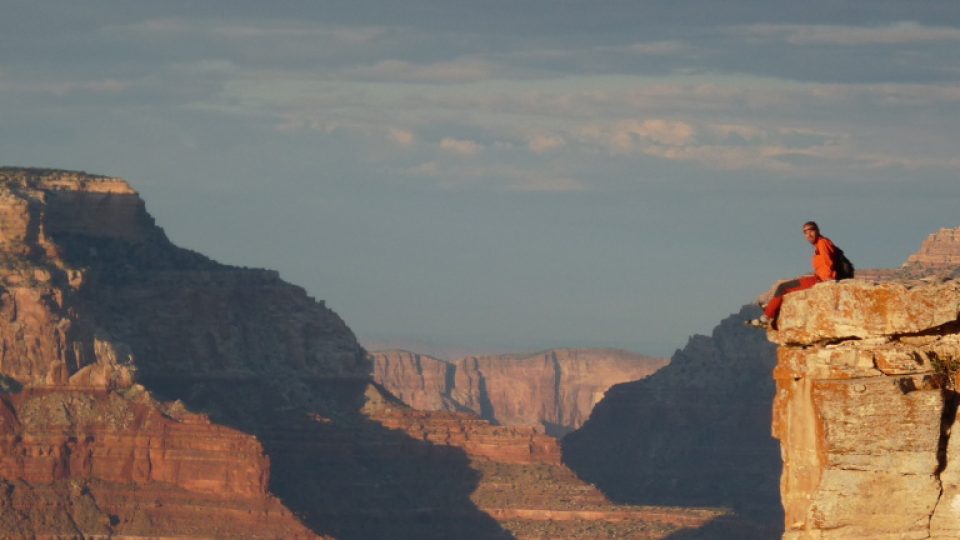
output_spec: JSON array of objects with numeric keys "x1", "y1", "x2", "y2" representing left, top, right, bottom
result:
[{"x1": 802, "y1": 221, "x2": 819, "y2": 232}]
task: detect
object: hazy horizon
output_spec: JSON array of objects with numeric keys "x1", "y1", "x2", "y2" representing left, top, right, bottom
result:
[{"x1": 3, "y1": 1, "x2": 959, "y2": 357}]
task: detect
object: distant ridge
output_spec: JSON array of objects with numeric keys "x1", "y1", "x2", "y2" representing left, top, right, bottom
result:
[
  {"x1": 903, "y1": 226, "x2": 960, "y2": 268},
  {"x1": 370, "y1": 347, "x2": 667, "y2": 437}
]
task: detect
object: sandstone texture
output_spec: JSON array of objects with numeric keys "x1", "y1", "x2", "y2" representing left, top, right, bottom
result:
[
  {"x1": 0, "y1": 168, "x2": 318, "y2": 538},
  {"x1": 905, "y1": 227, "x2": 960, "y2": 268},
  {"x1": 770, "y1": 277, "x2": 960, "y2": 539},
  {"x1": 372, "y1": 348, "x2": 667, "y2": 437},
  {"x1": 0, "y1": 168, "x2": 720, "y2": 539},
  {"x1": 563, "y1": 306, "x2": 783, "y2": 539}
]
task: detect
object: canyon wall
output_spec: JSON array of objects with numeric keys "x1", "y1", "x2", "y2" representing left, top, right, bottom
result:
[
  {"x1": 372, "y1": 348, "x2": 667, "y2": 437},
  {"x1": 770, "y1": 278, "x2": 960, "y2": 540},
  {"x1": 562, "y1": 306, "x2": 782, "y2": 539},
  {"x1": 0, "y1": 168, "x2": 319, "y2": 538},
  {"x1": 0, "y1": 168, "x2": 722, "y2": 539}
]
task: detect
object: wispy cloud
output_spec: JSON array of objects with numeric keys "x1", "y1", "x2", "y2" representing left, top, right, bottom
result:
[
  {"x1": 744, "y1": 22, "x2": 960, "y2": 46},
  {"x1": 585, "y1": 119, "x2": 697, "y2": 154},
  {"x1": 624, "y1": 40, "x2": 688, "y2": 55},
  {"x1": 439, "y1": 137, "x2": 481, "y2": 155},
  {"x1": 108, "y1": 17, "x2": 386, "y2": 45},
  {"x1": 341, "y1": 59, "x2": 500, "y2": 83},
  {"x1": 388, "y1": 128, "x2": 415, "y2": 145},
  {"x1": 0, "y1": 78, "x2": 132, "y2": 96},
  {"x1": 402, "y1": 161, "x2": 585, "y2": 192},
  {"x1": 527, "y1": 134, "x2": 566, "y2": 153}
]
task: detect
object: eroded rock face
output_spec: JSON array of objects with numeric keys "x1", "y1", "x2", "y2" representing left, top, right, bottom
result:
[
  {"x1": 905, "y1": 227, "x2": 960, "y2": 268},
  {"x1": 371, "y1": 350, "x2": 458, "y2": 412},
  {"x1": 0, "y1": 389, "x2": 268, "y2": 496},
  {"x1": 769, "y1": 278, "x2": 960, "y2": 539},
  {"x1": 372, "y1": 348, "x2": 667, "y2": 437},
  {"x1": 0, "y1": 168, "x2": 319, "y2": 537},
  {"x1": 0, "y1": 168, "x2": 719, "y2": 539}
]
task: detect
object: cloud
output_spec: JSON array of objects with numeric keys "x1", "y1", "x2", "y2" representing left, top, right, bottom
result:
[
  {"x1": 439, "y1": 137, "x2": 481, "y2": 155},
  {"x1": 527, "y1": 134, "x2": 566, "y2": 153},
  {"x1": 1, "y1": 78, "x2": 132, "y2": 96},
  {"x1": 708, "y1": 123, "x2": 765, "y2": 141},
  {"x1": 168, "y1": 60, "x2": 239, "y2": 75},
  {"x1": 405, "y1": 161, "x2": 441, "y2": 177},
  {"x1": 402, "y1": 161, "x2": 585, "y2": 192},
  {"x1": 110, "y1": 17, "x2": 385, "y2": 45},
  {"x1": 803, "y1": 83, "x2": 960, "y2": 105},
  {"x1": 508, "y1": 173, "x2": 585, "y2": 192},
  {"x1": 341, "y1": 59, "x2": 500, "y2": 83},
  {"x1": 388, "y1": 128, "x2": 415, "y2": 145},
  {"x1": 625, "y1": 40, "x2": 688, "y2": 55},
  {"x1": 744, "y1": 22, "x2": 960, "y2": 46},
  {"x1": 596, "y1": 119, "x2": 697, "y2": 153}
]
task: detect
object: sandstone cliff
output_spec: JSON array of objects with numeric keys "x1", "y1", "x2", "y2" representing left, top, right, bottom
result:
[
  {"x1": 371, "y1": 348, "x2": 667, "y2": 436},
  {"x1": 562, "y1": 306, "x2": 782, "y2": 539},
  {"x1": 904, "y1": 226, "x2": 960, "y2": 268},
  {"x1": 561, "y1": 229, "x2": 960, "y2": 539},
  {"x1": 0, "y1": 168, "x2": 319, "y2": 538},
  {"x1": 770, "y1": 278, "x2": 960, "y2": 539},
  {"x1": 0, "y1": 168, "x2": 720, "y2": 539}
]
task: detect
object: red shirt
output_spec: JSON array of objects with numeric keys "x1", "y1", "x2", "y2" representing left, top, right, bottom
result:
[{"x1": 812, "y1": 236, "x2": 837, "y2": 281}]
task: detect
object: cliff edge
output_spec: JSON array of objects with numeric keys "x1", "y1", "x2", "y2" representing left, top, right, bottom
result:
[{"x1": 770, "y1": 277, "x2": 960, "y2": 539}]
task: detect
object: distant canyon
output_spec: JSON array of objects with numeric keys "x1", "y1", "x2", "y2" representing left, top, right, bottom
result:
[{"x1": 370, "y1": 348, "x2": 667, "y2": 437}]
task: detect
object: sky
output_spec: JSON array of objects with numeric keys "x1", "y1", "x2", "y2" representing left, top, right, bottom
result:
[{"x1": 2, "y1": 1, "x2": 959, "y2": 357}]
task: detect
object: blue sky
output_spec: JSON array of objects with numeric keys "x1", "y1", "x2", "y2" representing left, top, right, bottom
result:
[{"x1": 2, "y1": 1, "x2": 959, "y2": 357}]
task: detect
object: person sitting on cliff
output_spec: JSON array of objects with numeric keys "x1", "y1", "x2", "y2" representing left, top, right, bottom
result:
[{"x1": 747, "y1": 221, "x2": 840, "y2": 330}]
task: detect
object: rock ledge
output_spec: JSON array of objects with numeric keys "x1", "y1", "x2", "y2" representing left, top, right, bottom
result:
[{"x1": 771, "y1": 278, "x2": 960, "y2": 539}]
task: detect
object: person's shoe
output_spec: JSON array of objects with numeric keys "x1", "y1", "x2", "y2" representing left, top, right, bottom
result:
[{"x1": 745, "y1": 315, "x2": 772, "y2": 329}]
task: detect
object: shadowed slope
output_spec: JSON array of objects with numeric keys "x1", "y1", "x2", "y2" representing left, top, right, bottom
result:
[{"x1": 563, "y1": 306, "x2": 782, "y2": 538}]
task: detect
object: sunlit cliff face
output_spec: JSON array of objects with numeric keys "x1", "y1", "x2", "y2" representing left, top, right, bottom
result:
[{"x1": 770, "y1": 278, "x2": 960, "y2": 539}]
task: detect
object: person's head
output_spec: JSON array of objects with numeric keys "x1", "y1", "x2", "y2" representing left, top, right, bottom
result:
[{"x1": 802, "y1": 221, "x2": 820, "y2": 245}]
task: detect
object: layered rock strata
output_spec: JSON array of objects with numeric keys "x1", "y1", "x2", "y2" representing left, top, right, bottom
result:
[
  {"x1": 0, "y1": 168, "x2": 320, "y2": 538},
  {"x1": 0, "y1": 168, "x2": 721, "y2": 539},
  {"x1": 904, "y1": 227, "x2": 960, "y2": 268},
  {"x1": 372, "y1": 348, "x2": 667, "y2": 436},
  {"x1": 770, "y1": 278, "x2": 960, "y2": 539}
]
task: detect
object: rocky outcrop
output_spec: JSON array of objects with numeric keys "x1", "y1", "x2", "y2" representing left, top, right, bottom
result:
[
  {"x1": 562, "y1": 306, "x2": 783, "y2": 539},
  {"x1": 770, "y1": 278, "x2": 960, "y2": 539},
  {"x1": 0, "y1": 168, "x2": 320, "y2": 537},
  {"x1": 372, "y1": 348, "x2": 667, "y2": 437},
  {"x1": 904, "y1": 227, "x2": 960, "y2": 268}
]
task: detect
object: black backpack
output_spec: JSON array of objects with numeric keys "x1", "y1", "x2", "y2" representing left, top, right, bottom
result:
[{"x1": 834, "y1": 246, "x2": 855, "y2": 280}]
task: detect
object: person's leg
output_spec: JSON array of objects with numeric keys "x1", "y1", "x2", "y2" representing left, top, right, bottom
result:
[
  {"x1": 764, "y1": 278, "x2": 802, "y2": 320},
  {"x1": 763, "y1": 276, "x2": 820, "y2": 322},
  {"x1": 773, "y1": 278, "x2": 802, "y2": 298}
]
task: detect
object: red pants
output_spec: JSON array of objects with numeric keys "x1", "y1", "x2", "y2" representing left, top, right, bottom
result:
[{"x1": 764, "y1": 276, "x2": 820, "y2": 321}]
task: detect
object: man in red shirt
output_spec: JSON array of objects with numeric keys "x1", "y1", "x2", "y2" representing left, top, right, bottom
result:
[{"x1": 748, "y1": 221, "x2": 838, "y2": 329}]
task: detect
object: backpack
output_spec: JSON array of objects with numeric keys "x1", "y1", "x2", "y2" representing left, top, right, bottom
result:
[{"x1": 834, "y1": 246, "x2": 855, "y2": 280}]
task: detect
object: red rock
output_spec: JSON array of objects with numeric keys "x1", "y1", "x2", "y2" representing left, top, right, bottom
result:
[
  {"x1": 0, "y1": 168, "x2": 722, "y2": 539},
  {"x1": 371, "y1": 348, "x2": 667, "y2": 436},
  {"x1": 904, "y1": 227, "x2": 960, "y2": 268},
  {"x1": 770, "y1": 278, "x2": 960, "y2": 539}
]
